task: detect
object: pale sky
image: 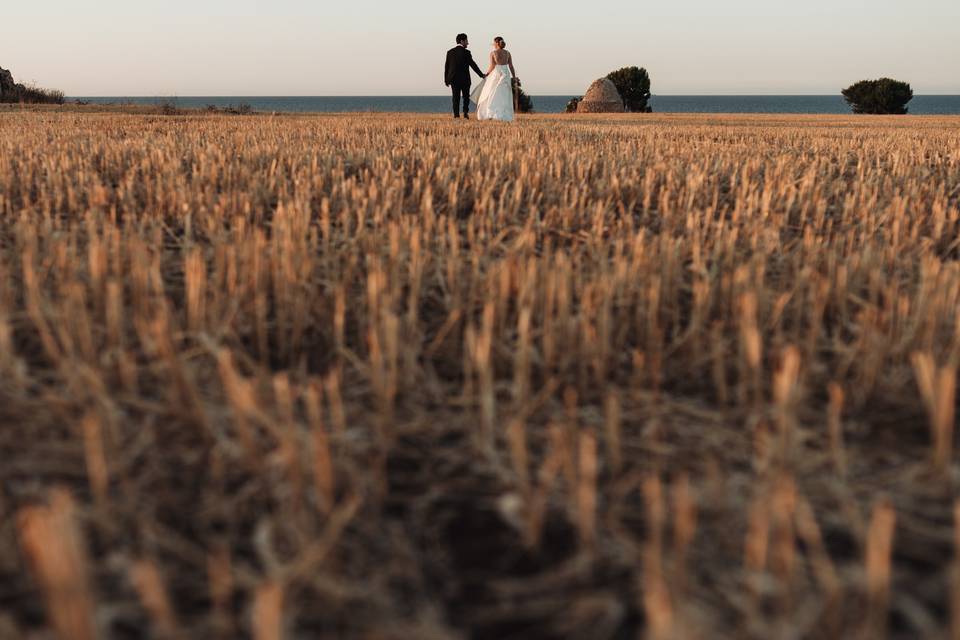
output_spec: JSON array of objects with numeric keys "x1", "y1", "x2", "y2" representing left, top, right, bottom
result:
[{"x1": 4, "y1": 0, "x2": 959, "y2": 96}]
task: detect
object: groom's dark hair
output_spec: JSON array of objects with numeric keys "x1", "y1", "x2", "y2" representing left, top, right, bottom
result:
[{"x1": 456, "y1": 33, "x2": 468, "y2": 44}]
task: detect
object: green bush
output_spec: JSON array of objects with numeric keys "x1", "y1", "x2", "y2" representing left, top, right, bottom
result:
[
  {"x1": 565, "y1": 97, "x2": 582, "y2": 113},
  {"x1": 606, "y1": 66, "x2": 652, "y2": 113},
  {"x1": 841, "y1": 78, "x2": 913, "y2": 115},
  {"x1": 513, "y1": 79, "x2": 533, "y2": 114},
  {"x1": 158, "y1": 98, "x2": 180, "y2": 116}
]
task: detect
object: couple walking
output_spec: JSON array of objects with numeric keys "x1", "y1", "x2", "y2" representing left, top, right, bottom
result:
[{"x1": 444, "y1": 33, "x2": 518, "y2": 122}]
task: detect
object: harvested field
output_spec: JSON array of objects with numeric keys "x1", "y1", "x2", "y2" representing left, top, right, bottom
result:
[{"x1": 1, "y1": 111, "x2": 959, "y2": 639}]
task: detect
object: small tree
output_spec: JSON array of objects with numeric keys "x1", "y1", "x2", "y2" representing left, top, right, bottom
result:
[
  {"x1": 513, "y1": 79, "x2": 534, "y2": 113},
  {"x1": 606, "y1": 66, "x2": 652, "y2": 113},
  {"x1": 565, "y1": 97, "x2": 582, "y2": 113},
  {"x1": 842, "y1": 78, "x2": 913, "y2": 114}
]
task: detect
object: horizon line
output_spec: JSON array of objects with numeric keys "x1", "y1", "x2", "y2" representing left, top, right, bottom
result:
[{"x1": 68, "y1": 92, "x2": 960, "y2": 98}]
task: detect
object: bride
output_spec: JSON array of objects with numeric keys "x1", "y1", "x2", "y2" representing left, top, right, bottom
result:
[{"x1": 472, "y1": 37, "x2": 518, "y2": 122}]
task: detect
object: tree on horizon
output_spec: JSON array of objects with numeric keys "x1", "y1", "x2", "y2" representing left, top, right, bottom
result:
[
  {"x1": 606, "y1": 66, "x2": 652, "y2": 113},
  {"x1": 514, "y1": 79, "x2": 534, "y2": 113},
  {"x1": 842, "y1": 78, "x2": 913, "y2": 114}
]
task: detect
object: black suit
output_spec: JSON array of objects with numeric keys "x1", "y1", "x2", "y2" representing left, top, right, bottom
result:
[{"x1": 444, "y1": 45, "x2": 484, "y2": 117}]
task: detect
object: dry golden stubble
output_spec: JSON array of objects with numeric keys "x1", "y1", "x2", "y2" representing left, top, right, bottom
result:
[{"x1": 0, "y1": 111, "x2": 958, "y2": 639}]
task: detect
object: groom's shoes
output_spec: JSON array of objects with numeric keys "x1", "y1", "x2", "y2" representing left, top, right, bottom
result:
[{"x1": 463, "y1": 113, "x2": 471, "y2": 120}]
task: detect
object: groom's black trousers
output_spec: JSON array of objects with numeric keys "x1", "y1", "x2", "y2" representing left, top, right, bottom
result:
[{"x1": 450, "y1": 84, "x2": 470, "y2": 117}]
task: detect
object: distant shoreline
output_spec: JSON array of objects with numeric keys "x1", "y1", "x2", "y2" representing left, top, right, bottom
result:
[
  {"x1": 5, "y1": 104, "x2": 960, "y2": 121},
  {"x1": 61, "y1": 95, "x2": 960, "y2": 115},
  {"x1": 66, "y1": 94, "x2": 960, "y2": 98}
]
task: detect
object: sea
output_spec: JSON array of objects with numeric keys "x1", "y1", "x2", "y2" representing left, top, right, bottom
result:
[{"x1": 72, "y1": 95, "x2": 960, "y2": 115}]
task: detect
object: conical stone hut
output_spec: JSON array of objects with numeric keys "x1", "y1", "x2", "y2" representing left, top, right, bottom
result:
[{"x1": 577, "y1": 78, "x2": 624, "y2": 113}]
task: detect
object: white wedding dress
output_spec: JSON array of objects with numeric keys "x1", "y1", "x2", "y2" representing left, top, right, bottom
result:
[{"x1": 472, "y1": 63, "x2": 514, "y2": 122}]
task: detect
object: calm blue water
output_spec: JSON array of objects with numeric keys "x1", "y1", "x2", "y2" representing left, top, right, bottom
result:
[{"x1": 72, "y1": 95, "x2": 960, "y2": 115}]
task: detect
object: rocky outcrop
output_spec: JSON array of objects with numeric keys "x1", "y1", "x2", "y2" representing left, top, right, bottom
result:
[
  {"x1": 576, "y1": 78, "x2": 624, "y2": 113},
  {"x1": 0, "y1": 67, "x2": 17, "y2": 99},
  {"x1": 0, "y1": 66, "x2": 63, "y2": 104}
]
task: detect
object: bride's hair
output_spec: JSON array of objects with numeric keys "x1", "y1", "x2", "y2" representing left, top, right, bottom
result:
[{"x1": 494, "y1": 37, "x2": 506, "y2": 48}]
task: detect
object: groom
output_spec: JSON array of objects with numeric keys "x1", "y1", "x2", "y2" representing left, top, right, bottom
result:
[{"x1": 444, "y1": 33, "x2": 486, "y2": 119}]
